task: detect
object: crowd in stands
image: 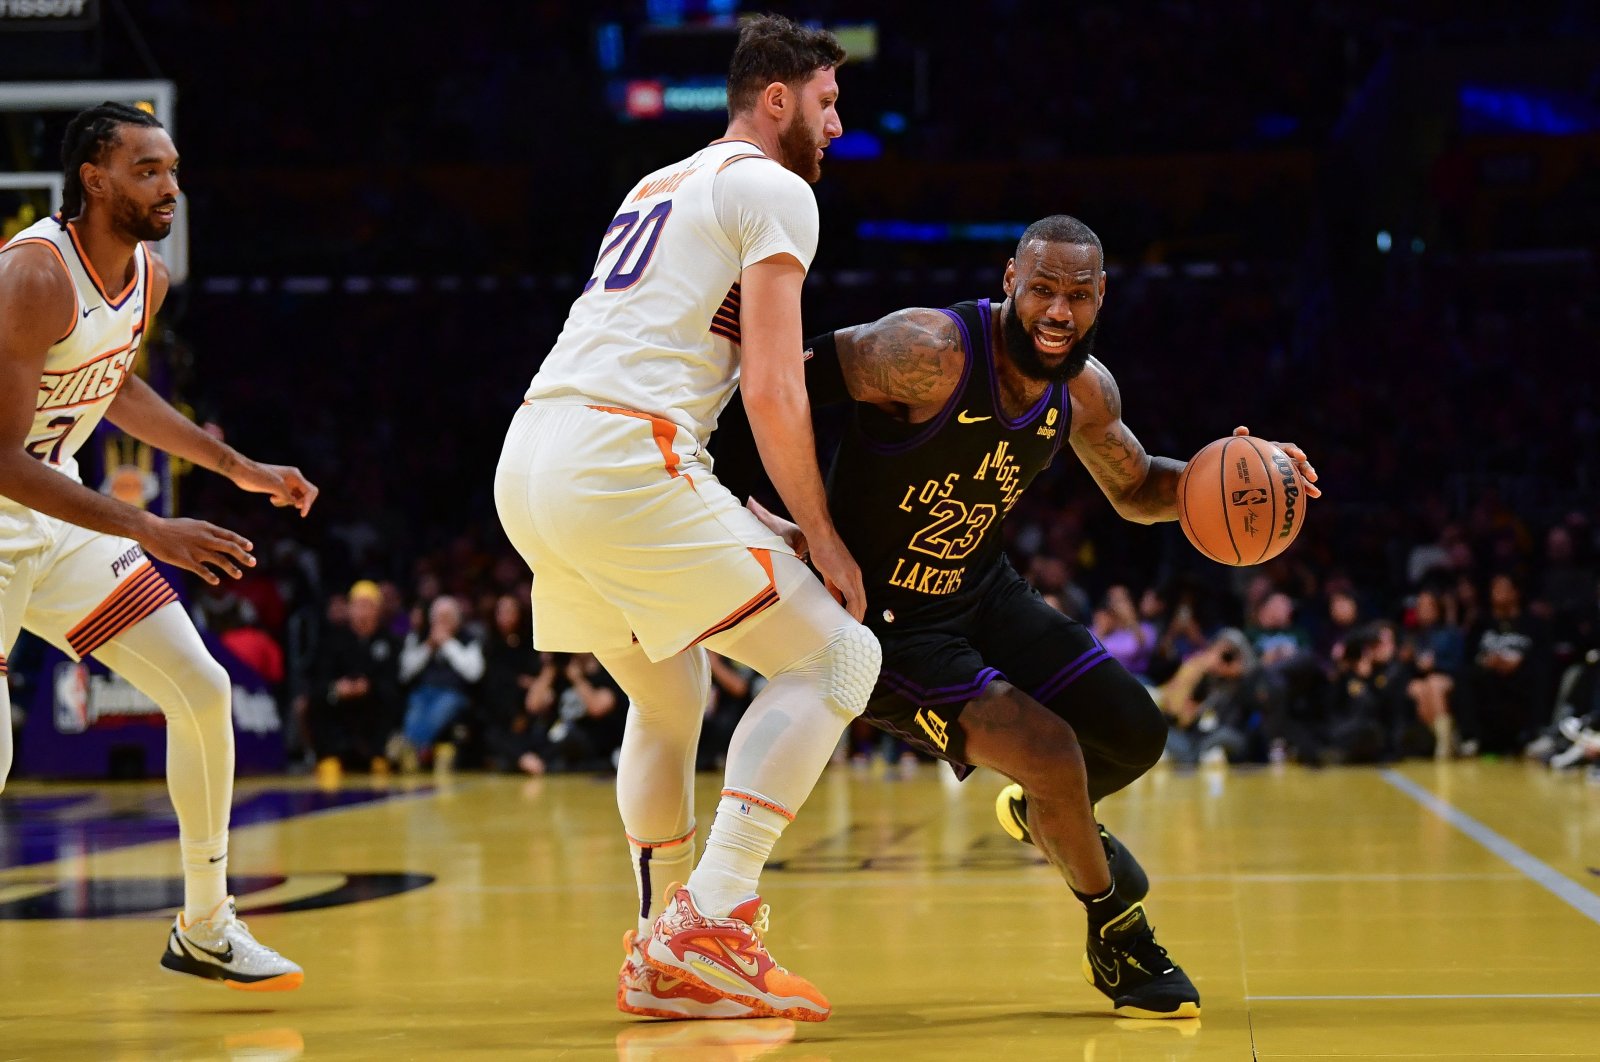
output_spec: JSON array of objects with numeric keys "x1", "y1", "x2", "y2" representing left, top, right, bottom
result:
[{"x1": 143, "y1": 491, "x2": 1600, "y2": 784}]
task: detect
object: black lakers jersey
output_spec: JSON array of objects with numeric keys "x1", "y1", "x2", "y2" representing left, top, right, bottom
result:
[{"x1": 827, "y1": 298, "x2": 1071, "y2": 625}]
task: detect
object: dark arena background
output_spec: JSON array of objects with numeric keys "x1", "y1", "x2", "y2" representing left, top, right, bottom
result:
[{"x1": 2, "y1": 3, "x2": 1599, "y2": 1060}]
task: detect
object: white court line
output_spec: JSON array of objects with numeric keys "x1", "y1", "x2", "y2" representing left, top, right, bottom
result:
[
  {"x1": 1381, "y1": 769, "x2": 1600, "y2": 925},
  {"x1": 1249, "y1": 993, "x2": 1600, "y2": 1002}
]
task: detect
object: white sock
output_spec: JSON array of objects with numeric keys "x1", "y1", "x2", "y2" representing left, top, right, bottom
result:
[
  {"x1": 688, "y1": 791, "x2": 788, "y2": 917},
  {"x1": 181, "y1": 832, "x2": 229, "y2": 923},
  {"x1": 631, "y1": 825, "x2": 695, "y2": 938}
]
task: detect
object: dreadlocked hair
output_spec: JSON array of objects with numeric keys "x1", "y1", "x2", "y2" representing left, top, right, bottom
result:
[{"x1": 58, "y1": 101, "x2": 163, "y2": 228}]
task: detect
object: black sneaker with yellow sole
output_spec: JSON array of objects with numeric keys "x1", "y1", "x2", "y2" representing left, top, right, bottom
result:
[
  {"x1": 1083, "y1": 902, "x2": 1200, "y2": 1019},
  {"x1": 994, "y1": 783, "x2": 1150, "y2": 902}
]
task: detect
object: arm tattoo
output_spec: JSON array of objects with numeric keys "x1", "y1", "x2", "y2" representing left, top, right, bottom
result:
[
  {"x1": 1098, "y1": 370, "x2": 1122, "y2": 420},
  {"x1": 849, "y1": 311, "x2": 957, "y2": 404},
  {"x1": 1071, "y1": 361, "x2": 1178, "y2": 522},
  {"x1": 1088, "y1": 428, "x2": 1141, "y2": 485}
]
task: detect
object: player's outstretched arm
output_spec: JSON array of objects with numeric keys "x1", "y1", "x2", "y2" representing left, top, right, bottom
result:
[
  {"x1": 103, "y1": 254, "x2": 318, "y2": 516},
  {"x1": 0, "y1": 246, "x2": 254, "y2": 584},
  {"x1": 739, "y1": 251, "x2": 865, "y2": 619},
  {"x1": 833, "y1": 308, "x2": 965, "y2": 412},
  {"x1": 106, "y1": 375, "x2": 318, "y2": 516},
  {"x1": 1066, "y1": 357, "x2": 1185, "y2": 524}
]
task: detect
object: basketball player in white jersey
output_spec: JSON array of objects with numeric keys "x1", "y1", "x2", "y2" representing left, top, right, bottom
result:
[
  {"x1": 0, "y1": 103, "x2": 316, "y2": 990},
  {"x1": 496, "y1": 16, "x2": 879, "y2": 1021}
]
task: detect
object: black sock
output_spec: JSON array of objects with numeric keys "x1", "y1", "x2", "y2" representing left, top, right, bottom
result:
[{"x1": 1072, "y1": 881, "x2": 1129, "y2": 929}]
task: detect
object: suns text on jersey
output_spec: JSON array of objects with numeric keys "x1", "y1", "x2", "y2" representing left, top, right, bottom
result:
[{"x1": 37, "y1": 340, "x2": 142, "y2": 411}]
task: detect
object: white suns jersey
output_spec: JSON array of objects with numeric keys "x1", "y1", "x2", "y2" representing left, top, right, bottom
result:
[
  {"x1": 0, "y1": 217, "x2": 151, "y2": 548},
  {"x1": 524, "y1": 138, "x2": 819, "y2": 446}
]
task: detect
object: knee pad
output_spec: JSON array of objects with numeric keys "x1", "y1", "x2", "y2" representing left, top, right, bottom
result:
[{"x1": 817, "y1": 623, "x2": 881, "y2": 720}]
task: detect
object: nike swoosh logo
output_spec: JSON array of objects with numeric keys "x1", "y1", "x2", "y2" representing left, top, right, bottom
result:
[
  {"x1": 208, "y1": 854, "x2": 227, "y2": 863},
  {"x1": 716, "y1": 939, "x2": 763, "y2": 978},
  {"x1": 957, "y1": 410, "x2": 991, "y2": 424},
  {"x1": 183, "y1": 935, "x2": 234, "y2": 964},
  {"x1": 1090, "y1": 951, "x2": 1121, "y2": 987},
  {"x1": 81, "y1": 305, "x2": 99, "y2": 318}
]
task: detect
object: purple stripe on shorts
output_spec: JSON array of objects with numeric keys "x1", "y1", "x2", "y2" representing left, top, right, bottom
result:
[
  {"x1": 1032, "y1": 649, "x2": 1111, "y2": 703},
  {"x1": 880, "y1": 666, "x2": 1004, "y2": 706},
  {"x1": 1028, "y1": 642, "x2": 1103, "y2": 692}
]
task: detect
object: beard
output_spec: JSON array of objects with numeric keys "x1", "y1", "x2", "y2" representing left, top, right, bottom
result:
[
  {"x1": 778, "y1": 114, "x2": 823, "y2": 183},
  {"x1": 1001, "y1": 301, "x2": 1097, "y2": 383},
  {"x1": 111, "y1": 190, "x2": 174, "y2": 242}
]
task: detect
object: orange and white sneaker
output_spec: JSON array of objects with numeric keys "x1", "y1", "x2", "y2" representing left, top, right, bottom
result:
[
  {"x1": 618, "y1": 929, "x2": 758, "y2": 1020},
  {"x1": 643, "y1": 883, "x2": 830, "y2": 1022}
]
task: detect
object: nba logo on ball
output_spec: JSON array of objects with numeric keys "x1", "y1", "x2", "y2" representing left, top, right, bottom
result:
[{"x1": 1178, "y1": 436, "x2": 1308, "y2": 566}]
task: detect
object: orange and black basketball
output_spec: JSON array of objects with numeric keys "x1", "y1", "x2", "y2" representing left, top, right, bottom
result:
[{"x1": 1176, "y1": 435, "x2": 1307, "y2": 566}]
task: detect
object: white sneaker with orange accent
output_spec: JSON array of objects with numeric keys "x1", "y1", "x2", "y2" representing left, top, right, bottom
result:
[
  {"x1": 643, "y1": 883, "x2": 830, "y2": 1022},
  {"x1": 618, "y1": 929, "x2": 758, "y2": 1019},
  {"x1": 159, "y1": 897, "x2": 304, "y2": 992}
]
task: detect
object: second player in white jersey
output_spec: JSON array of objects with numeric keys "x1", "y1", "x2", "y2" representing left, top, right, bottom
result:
[
  {"x1": 0, "y1": 101, "x2": 318, "y2": 993},
  {"x1": 525, "y1": 137, "x2": 819, "y2": 446}
]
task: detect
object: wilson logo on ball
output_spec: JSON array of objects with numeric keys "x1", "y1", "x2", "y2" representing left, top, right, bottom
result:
[{"x1": 1270, "y1": 450, "x2": 1301, "y2": 538}]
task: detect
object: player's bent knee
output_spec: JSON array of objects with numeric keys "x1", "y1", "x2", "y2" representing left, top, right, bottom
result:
[
  {"x1": 819, "y1": 623, "x2": 880, "y2": 720},
  {"x1": 167, "y1": 653, "x2": 232, "y2": 727}
]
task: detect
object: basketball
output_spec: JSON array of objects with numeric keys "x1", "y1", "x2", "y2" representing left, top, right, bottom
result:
[{"x1": 1176, "y1": 435, "x2": 1307, "y2": 566}]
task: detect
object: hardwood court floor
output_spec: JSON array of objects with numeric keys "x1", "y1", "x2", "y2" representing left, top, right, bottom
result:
[{"x1": 3, "y1": 759, "x2": 1600, "y2": 1060}]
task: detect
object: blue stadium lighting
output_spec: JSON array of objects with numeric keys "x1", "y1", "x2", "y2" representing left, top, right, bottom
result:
[
  {"x1": 646, "y1": 0, "x2": 685, "y2": 26},
  {"x1": 879, "y1": 111, "x2": 908, "y2": 134},
  {"x1": 858, "y1": 221, "x2": 949, "y2": 243},
  {"x1": 595, "y1": 23, "x2": 623, "y2": 73},
  {"x1": 857, "y1": 221, "x2": 1030, "y2": 244},
  {"x1": 827, "y1": 130, "x2": 882, "y2": 160},
  {"x1": 1459, "y1": 86, "x2": 1594, "y2": 135},
  {"x1": 1376, "y1": 230, "x2": 1393, "y2": 254},
  {"x1": 1255, "y1": 113, "x2": 1300, "y2": 140},
  {"x1": 960, "y1": 223, "x2": 1028, "y2": 243},
  {"x1": 1410, "y1": 237, "x2": 1426, "y2": 254}
]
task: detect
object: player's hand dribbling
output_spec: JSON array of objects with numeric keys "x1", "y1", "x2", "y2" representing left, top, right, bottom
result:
[
  {"x1": 140, "y1": 517, "x2": 256, "y2": 586},
  {"x1": 231, "y1": 460, "x2": 320, "y2": 516},
  {"x1": 808, "y1": 531, "x2": 867, "y2": 622},
  {"x1": 1231, "y1": 425, "x2": 1322, "y2": 499}
]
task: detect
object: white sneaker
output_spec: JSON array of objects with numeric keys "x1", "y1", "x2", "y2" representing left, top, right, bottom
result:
[
  {"x1": 1558, "y1": 716, "x2": 1600, "y2": 754},
  {"x1": 160, "y1": 897, "x2": 304, "y2": 991}
]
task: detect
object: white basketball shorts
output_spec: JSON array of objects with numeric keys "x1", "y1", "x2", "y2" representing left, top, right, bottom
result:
[{"x1": 494, "y1": 401, "x2": 791, "y2": 662}]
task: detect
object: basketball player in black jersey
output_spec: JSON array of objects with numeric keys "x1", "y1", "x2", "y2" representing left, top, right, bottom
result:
[{"x1": 728, "y1": 214, "x2": 1320, "y2": 1018}]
